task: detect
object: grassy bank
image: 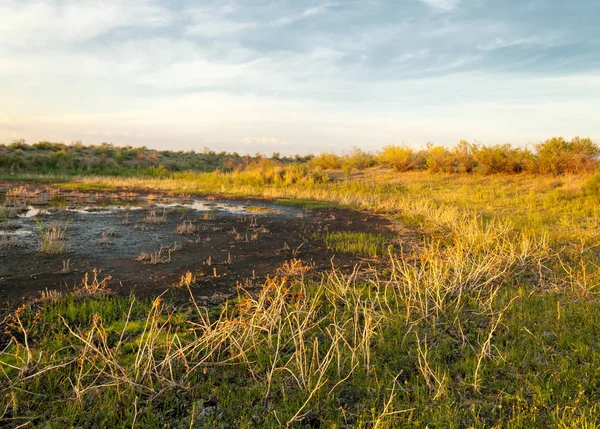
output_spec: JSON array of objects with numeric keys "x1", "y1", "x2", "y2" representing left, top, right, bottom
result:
[
  {"x1": 1, "y1": 169, "x2": 599, "y2": 427},
  {"x1": 58, "y1": 169, "x2": 600, "y2": 246}
]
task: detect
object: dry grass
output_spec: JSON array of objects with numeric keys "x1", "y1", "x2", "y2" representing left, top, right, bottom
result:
[
  {"x1": 142, "y1": 208, "x2": 167, "y2": 224},
  {"x1": 36, "y1": 288, "x2": 63, "y2": 303},
  {"x1": 0, "y1": 233, "x2": 24, "y2": 249},
  {"x1": 201, "y1": 210, "x2": 216, "y2": 221},
  {"x1": 73, "y1": 269, "x2": 112, "y2": 297},
  {"x1": 277, "y1": 258, "x2": 315, "y2": 277},
  {"x1": 178, "y1": 271, "x2": 197, "y2": 287},
  {"x1": 136, "y1": 242, "x2": 183, "y2": 265},
  {"x1": 0, "y1": 222, "x2": 594, "y2": 426},
  {"x1": 60, "y1": 259, "x2": 71, "y2": 274},
  {"x1": 6, "y1": 186, "x2": 36, "y2": 198},
  {"x1": 35, "y1": 219, "x2": 70, "y2": 254},
  {"x1": 121, "y1": 209, "x2": 131, "y2": 225},
  {"x1": 97, "y1": 231, "x2": 111, "y2": 246}
]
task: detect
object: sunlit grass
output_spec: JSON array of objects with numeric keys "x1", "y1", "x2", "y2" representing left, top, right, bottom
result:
[
  {"x1": 1, "y1": 168, "x2": 600, "y2": 426},
  {"x1": 322, "y1": 231, "x2": 389, "y2": 258}
]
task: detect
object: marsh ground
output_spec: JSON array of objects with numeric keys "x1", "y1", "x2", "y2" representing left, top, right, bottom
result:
[{"x1": 0, "y1": 183, "x2": 398, "y2": 309}]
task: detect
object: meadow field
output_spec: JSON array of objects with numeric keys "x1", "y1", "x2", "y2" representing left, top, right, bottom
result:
[{"x1": 1, "y1": 159, "x2": 600, "y2": 427}]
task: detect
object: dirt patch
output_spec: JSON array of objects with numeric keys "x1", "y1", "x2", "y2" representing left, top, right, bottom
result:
[{"x1": 0, "y1": 183, "x2": 403, "y2": 312}]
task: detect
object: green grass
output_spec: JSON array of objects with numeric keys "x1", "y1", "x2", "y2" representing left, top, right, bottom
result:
[
  {"x1": 276, "y1": 198, "x2": 339, "y2": 210},
  {"x1": 2, "y1": 272, "x2": 599, "y2": 427},
  {"x1": 2, "y1": 170, "x2": 600, "y2": 427},
  {"x1": 0, "y1": 173, "x2": 71, "y2": 183},
  {"x1": 322, "y1": 231, "x2": 390, "y2": 258}
]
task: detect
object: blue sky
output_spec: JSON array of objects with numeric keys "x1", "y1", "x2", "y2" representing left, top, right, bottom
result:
[{"x1": 1, "y1": 0, "x2": 599, "y2": 154}]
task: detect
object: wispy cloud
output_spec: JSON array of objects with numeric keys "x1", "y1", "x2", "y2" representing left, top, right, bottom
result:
[
  {"x1": 418, "y1": 0, "x2": 459, "y2": 11},
  {"x1": 241, "y1": 137, "x2": 289, "y2": 146},
  {"x1": 271, "y1": 3, "x2": 337, "y2": 27},
  {"x1": 478, "y1": 36, "x2": 551, "y2": 51},
  {"x1": 0, "y1": 0, "x2": 170, "y2": 50},
  {"x1": 184, "y1": 6, "x2": 256, "y2": 37}
]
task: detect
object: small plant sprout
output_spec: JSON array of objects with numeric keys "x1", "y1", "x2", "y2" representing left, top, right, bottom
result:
[
  {"x1": 249, "y1": 216, "x2": 258, "y2": 228},
  {"x1": 136, "y1": 242, "x2": 182, "y2": 264},
  {"x1": 142, "y1": 208, "x2": 167, "y2": 224},
  {"x1": 74, "y1": 269, "x2": 112, "y2": 297},
  {"x1": 202, "y1": 210, "x2": 216, "y2": 220},
  {"x1": 277, "y1": 258, "x2": 314, "y2": 277},
  {"x1": 37, "y1": 288, "x2": 63, "y2": 303},
  {"x1": 258, "y1": 225, "x2": 270, "y2": 234},
  {"x1": 121, "y1": 209, "x2": 130, "y2": 225},
  {"x1": 178, "y1": 271, "x2": 196, "y2": 287},
  {"x1": 97, "y1": 231, "x2": 111, "y2": 246},
  {"x1": 0, "y1": 233, "x2": 24, "y2": 249},
  {"x1": 60, "y1": 259, "x2": 71, "y2": 274},
  {"x1": 176, "y1": 220, "x2": 198, "y2": 235}
]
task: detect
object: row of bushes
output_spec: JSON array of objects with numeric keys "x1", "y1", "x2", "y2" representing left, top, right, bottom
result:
[
  {"x1": 1, "y1": 137, "x2": 598, "y2": 177},
  {"x1": 309, "y1": 137, "x2": 599, "y2": 175},
  {"x1": 0, "y1": 140, "x2": 309, "y2": 176}
]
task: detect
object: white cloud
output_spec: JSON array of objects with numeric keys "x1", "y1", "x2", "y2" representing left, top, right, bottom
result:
[
  {"x1": 184, "y1": 7, "x2": 256, "y2": 37},
  {"x1": 241, "y1": 137, "x2": 289, "y2": 146},
  {"x1": 302, "y1": 5, "x2": 332, "y2": 17},
  {"x1": 0, "y1": 113, "x2": 14, "y2": 125},
  {"x1": 0, "y1": 0, "x2": 171, "y2": 51},
  {"x1": 138, "y1": 58, "x2": 264, "y2": 90},
  {"x1": 271, "y1": 3, "x2": 336, "y2": 27},
  {"x1": 479, "y1": 36, "x2": 551, "y2": 51},
  {"x1": 419, "y1": 0, "x2": 459, "y2": 11}
]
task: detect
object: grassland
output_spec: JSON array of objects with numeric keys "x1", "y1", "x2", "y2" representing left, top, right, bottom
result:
[{"x1": 1, "y1": 167, "x2": 600, "y2": 428}]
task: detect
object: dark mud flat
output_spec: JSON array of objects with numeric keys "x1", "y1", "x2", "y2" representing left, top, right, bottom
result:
[{"x1": 0, "y1": 185, "x2": 396, "y2": 311}]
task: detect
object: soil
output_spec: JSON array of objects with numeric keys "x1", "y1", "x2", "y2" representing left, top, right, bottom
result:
[{"x1": 0, "y1": 183, "x2": 402, "y2": 313}]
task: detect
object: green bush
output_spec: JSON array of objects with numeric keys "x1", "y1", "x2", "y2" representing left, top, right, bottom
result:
[
  {"x1": 379, "y1": 145, "x2": 419, "y2": 172},
  {"x1": 146, "y1": 164, "x2": 171, "y2": 178},
  {"x1": 341, "y1": 147, "x2": 376, "y2": 173},
  {"x1": 453, "y1": 140, "x2": 477, "y2": 173},
  {"x1": 309, "y1": 153, "x2": 343, "y2": 170},
  {"x1": 534, "y1": 136, "x2": 599, "y2": 175},
  {"x1": 426, "y1": 145, "x2": 455, "y2": 173},
  {"x1": 475, "y1": 144, "x2": 529, "y2": 174}
]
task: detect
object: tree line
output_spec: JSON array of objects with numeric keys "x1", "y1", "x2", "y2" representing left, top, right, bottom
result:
[
  {"x1": 1, "y1": 137, "x2": 597, "y2": 176},
  {"x1": 310, "y1": 137, "x2": 599, "y2": 175},
  {"x1": 0, "y1": 140, "x2": 309, "y2": 176}
]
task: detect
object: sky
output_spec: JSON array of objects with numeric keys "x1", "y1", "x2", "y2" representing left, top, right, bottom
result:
[{"x1": 0, "y1": 0, "x2": 599, "y2": 154}]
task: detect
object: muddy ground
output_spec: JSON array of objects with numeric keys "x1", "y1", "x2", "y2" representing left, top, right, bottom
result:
[{"x1": 0, "y1": 183, "x2": 399, "y2": 312}]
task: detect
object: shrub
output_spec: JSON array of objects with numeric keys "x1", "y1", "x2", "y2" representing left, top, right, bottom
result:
[
  {"x1": 379, "y1": 145, "x2": 419, "y2": 172},
  {"x1": 426, "y1": 145, "x2": 455, "y2": 173},
  {"x1": 309, "y1": 153, "x2": 343, "y2": 170},
  {"x1": 534, "y1": 136, "x2": 599, "y2": 175},
  {"x1": 147, "y1": 164, "x2": 170, "y2": 178},
  {"x1": 453, "y1": 140, "x2": 477, "y2": 173},
  {"x1": 342, "y1": 147, "x2": 376, "y2": 172},
  {"x1": 475, "y1": 144, "x2": 529, "y2": 174}
]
